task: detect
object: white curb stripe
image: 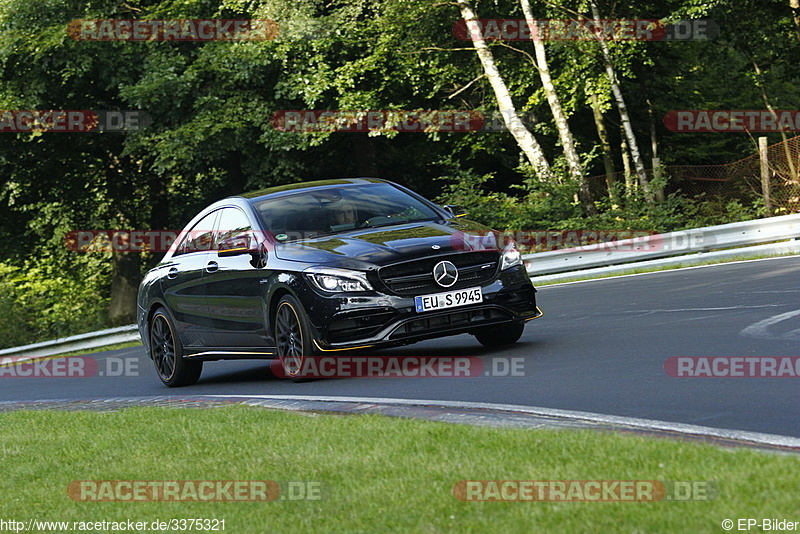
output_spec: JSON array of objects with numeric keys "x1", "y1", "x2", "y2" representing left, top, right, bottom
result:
[{"x1": 203, "y1": 394, "x2": 800, "y2": 449}]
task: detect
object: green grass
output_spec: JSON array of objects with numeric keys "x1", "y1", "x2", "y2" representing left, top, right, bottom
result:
[
  {"x1": 54, "y1": 340, "x2": 142, "y2": 358},
  {"x1": 1, "y1": 407, "x2": 798, "y2": 533}
]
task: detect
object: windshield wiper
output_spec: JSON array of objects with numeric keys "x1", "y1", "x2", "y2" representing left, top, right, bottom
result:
[{"x1": 360, "y1": 217, "x2": 438, "y2": 229}]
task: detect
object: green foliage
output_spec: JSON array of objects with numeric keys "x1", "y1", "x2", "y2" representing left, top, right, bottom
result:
[
  {"x1": 0, "y1": 258, "x2": 110, "y2": 349},
  {"x1": 681, "y1": 197, "x2": 765, "y2": 228},
  {"x1": 0, "y1": 264, "x2": 32, "y2": 348},
  {"x1": 435, "y1": 171, "x2": 523, "y2": 231},
  {"x1": 437, "y1": 171, "x2": 763, "y2": 249}
]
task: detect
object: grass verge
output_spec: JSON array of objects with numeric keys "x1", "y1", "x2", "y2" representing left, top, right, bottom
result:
[
  {"x1": 53, "y1": 340, "x2": 143, "y2": 358},
  {"x1": 1, "y1": 406, "x2": 798, "y2": 533}
]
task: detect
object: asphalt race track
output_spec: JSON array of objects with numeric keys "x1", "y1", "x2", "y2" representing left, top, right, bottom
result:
[{"x1": 2, "y1": 256, "x2": 799, "y2": 437}]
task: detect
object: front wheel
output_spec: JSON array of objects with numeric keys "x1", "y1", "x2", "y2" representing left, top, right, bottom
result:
[
  {"x1": 274, "y1": 295, "x2": 317, "y2": 380},
  {"x1": 473, "y1": 323, "x2": 525, "y2": 347},
  {"x1": 149, "y1": 308, "x2": 203, "y2": 387}
]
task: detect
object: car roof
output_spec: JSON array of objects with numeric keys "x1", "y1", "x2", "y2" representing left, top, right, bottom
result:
[{"x1": 238, "y1": 178, "x2": 389, "y2": 201}]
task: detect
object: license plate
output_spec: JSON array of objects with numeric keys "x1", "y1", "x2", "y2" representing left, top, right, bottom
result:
[{"x1": 414, "y1": 287, "x2": 483, "y2": 313}]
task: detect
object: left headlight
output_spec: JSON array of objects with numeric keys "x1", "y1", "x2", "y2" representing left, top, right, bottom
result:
[
  {"x1": 500, "y1": 242, "x2": 522, "y2": 270},
  {"x1": 304, "y1": 267, "x2": 373, "y2": 293}
]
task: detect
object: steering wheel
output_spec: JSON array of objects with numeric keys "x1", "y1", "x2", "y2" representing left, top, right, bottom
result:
[{"x1": 358, "y1": 216, "x2": 394, "y2": 228}]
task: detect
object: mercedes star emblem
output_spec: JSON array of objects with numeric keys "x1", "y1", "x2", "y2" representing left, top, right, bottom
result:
[{"x1": 433, "y1": 260, "x2": 458, "y2": 288}]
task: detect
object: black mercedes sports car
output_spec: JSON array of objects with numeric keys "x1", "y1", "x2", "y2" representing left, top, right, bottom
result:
[{"x1": 137, "y1": 178, "x2": 541, "y2": 386}]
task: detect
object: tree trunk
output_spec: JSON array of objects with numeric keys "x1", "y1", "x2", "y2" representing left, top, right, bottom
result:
[
  {"x1": 520, "y1": 0, "x2": 594, "y2": 214},
  {"x1": 105, "y1": 153, "x2": 141, "y2": 326},
  {"x1": 620, "y1": 129, "x2": 634, "y2": 196},
  {"x1": 352, "y1": 135, "x2": 380, "y2": 177},
  {"x1": 149, "y1": 174, "x2": 169, "y2": 231},
  {"x1": 751, "y1": 57, "x2": 798, "y2": 184},
  {"x1": 646, "y1": 99, "x2": 658, "y2": 160},
  {"x1": 227, "y1": 151, "x2": 246, "y2": 196},
  {"x1": 590, "y1": 1, "x2": 652, "y2": 201},
  {"x1": 147, "y1": 172, "x2": 169, "y2": 270},
  {"x1": 108, "y1": 249, "x2": 140, "y2": 326},
  {"x1": 589, "y1": 93, "x2": 617, "y2": 203},
  {"x1": 457, "y1": 0, "x2": 552, "y2": 181},
  {"x1": 645, "y1": 95, "x2": 665, "y2": 201},
  {"x1": 790, "y1": 0, "x2": 800, "y2": 44}
]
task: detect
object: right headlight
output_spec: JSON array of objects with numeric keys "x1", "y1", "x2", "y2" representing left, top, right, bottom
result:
[{"x1": 500, "y1": 242, "x2": 522, "y2": 270}]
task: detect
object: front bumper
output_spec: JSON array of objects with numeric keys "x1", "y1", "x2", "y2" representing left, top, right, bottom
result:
[{"x1": 301, "y1": 265, "x2": 541, "y2": 351}]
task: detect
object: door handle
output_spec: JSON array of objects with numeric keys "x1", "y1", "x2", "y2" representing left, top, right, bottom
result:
[
  {"x1": 206, "y1": 261, "x2": 219, "y2": 273},
  {"x1": 167, "y1": 267, "x2": 179, "y2": 279}
]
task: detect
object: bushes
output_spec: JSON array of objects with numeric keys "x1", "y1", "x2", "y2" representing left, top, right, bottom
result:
[
  {"x1": 0, "y1": 264, "x2": 36, "y2": 349},
  {"x1": 437, "y1": 170, "x2": 764, "y2": 239},
  {"x1": 435, "y1": 170, "x2": 584, "y2": 231},
  {"x1": 0, "y1": 259, "x2": 110, "y2": 350}
]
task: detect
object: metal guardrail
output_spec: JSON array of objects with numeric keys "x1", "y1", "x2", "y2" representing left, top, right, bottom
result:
[
  {"x1": 530, "y1": 239, "x2": 800, "y2": 285},
  {"x1": 524, "y1": 213, "x2": 800, "y2": 276},
  {"x1": 0, "y1": 324, "x2": 141, "y2": 362}
]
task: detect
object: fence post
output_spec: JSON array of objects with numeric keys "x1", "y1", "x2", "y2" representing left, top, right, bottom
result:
[{"x1": 759, "y1": 136, "x2": 772, "y2": 216}]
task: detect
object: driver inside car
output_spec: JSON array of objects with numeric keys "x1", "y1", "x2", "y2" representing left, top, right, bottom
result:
[{"x1": 329, "y1": 199, "x2": 358, "y2": 231}]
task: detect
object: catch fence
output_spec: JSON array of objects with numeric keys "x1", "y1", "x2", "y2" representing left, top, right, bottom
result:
[{"x1": 588, "y1": 135, "x2": 800, "y2": 213}]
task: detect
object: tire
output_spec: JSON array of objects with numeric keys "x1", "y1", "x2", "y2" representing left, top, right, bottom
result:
[
  {"x1": 274, "y1": 294, "x2": 317, "y2": 381},
  {"x1": 149, "y1": 308, "x2": 203, "y2": 387},
  {"x1": 473, "y1": 322, "x2": 525, "y2": 347}
]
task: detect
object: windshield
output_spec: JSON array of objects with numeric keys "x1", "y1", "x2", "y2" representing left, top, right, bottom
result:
[{"x1": 251, "y1": 183, "x2": 442, "y2": 242}]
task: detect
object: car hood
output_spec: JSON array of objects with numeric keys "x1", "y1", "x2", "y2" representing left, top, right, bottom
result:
[{"x1": 273, "y1": 220, "x2": 501, "y2": 266}]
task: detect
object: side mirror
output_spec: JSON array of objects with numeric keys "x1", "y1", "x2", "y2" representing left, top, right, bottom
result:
[
  {"x1": 218, "y1": 236, "x2": 253, "y2": 257},
  {"x1": 443, "y1": 204, "x2": 467, "y2": 218}
]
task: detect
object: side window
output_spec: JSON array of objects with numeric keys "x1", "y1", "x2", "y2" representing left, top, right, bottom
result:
[
  {"x1": 174, "y1": 211, "x2": 219, "y2": 256},
  {"x1": 215, "y1": 208, "x2": 254, "y2": 251}
]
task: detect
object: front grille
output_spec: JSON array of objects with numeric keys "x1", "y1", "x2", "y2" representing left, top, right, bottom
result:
[{"x1": 378, "y1": 252, "x2": 499, "y2": 296}]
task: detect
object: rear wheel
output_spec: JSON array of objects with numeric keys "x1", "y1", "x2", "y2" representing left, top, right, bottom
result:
[
  {"x1": 274, "y1": 295, "x2": 317, "y2": 380},
  {"x1": 149, "y1": 308, "x2": 203, "y2": 387},
  {"x1": 473, "y1": 323, "x2": 525, "y2": 347}
]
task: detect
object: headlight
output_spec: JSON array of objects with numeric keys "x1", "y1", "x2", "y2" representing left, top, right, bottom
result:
[
  {"x1": 500, "y1": 243, "x2": 522, "y2": 270},
  {"x1": 304, "y1": 268, "x2": 373, "y2": 293}
]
